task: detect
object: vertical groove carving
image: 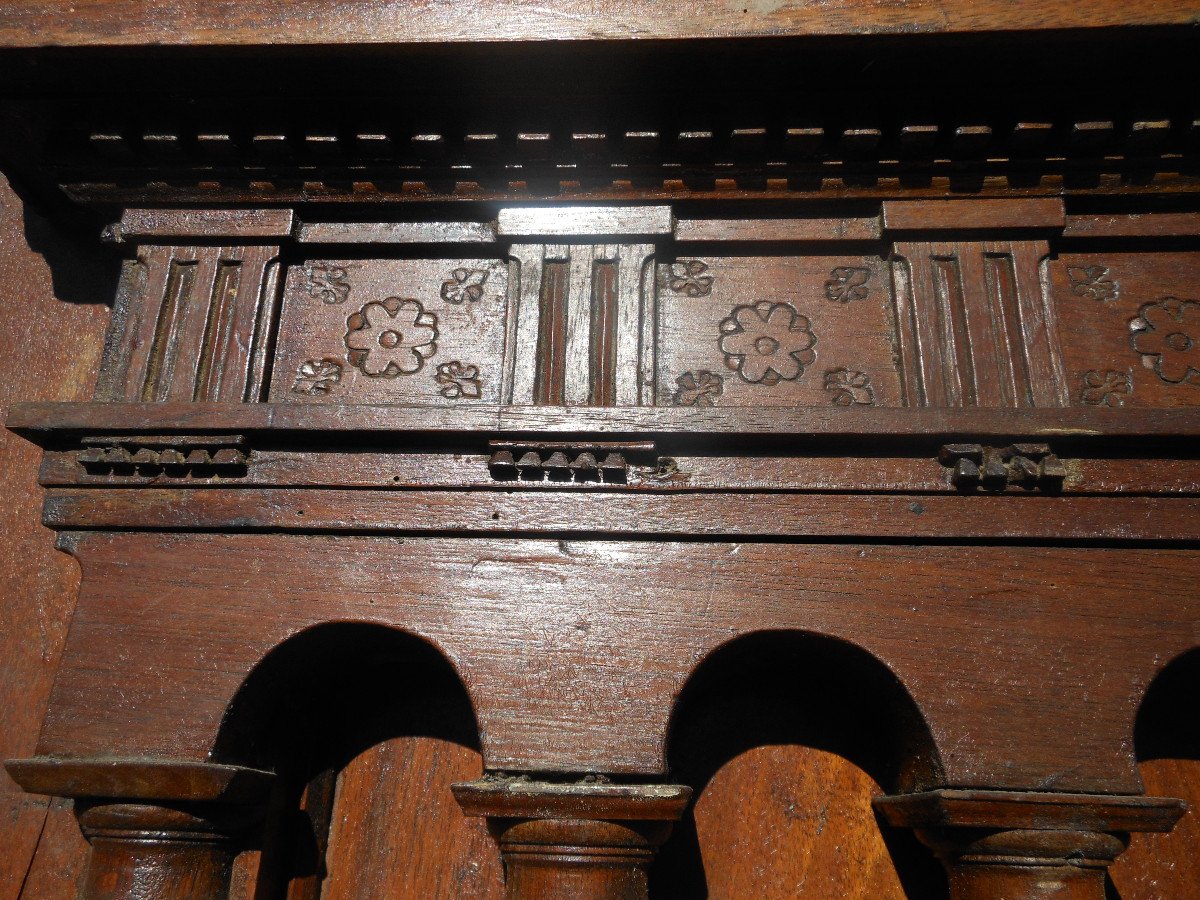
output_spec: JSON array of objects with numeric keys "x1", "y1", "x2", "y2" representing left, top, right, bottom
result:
[
  {"x1": 590, "y1": 260, "x2": 619, "y2": 406},
  {"x1": 141, "y1": 257, "x2": 197, "y2": 401},
  {"x1": 888, "y1": 254, "x2": 924, "y2": 407},
  {"x1": 511, "y1": 242, "x2": 655, "y2": 407},
  {"x1": 931, "y1": 254, "x2": 975, "y2": 406},
  {"x1": 891, "y1": 240, "x2": 1066, "y2": 407},
  {"x1": 98, "y1": 242, "x2": 282, "y2": 403},
  {"x1": 194, "y1": 260, "x2": 242, "y2": 401},
  {"x1": 534, "y1": 258, "x2": 571, "y2": 406},
  {"x1": 982, "y1": 252, "x2": 1032, "y2": 407}
]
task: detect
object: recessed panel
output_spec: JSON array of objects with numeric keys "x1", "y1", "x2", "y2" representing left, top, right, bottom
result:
[
  {"x1": 1051, "y1": 252, "x2": 1200, "y2": 408},
  {"x1": 656, "y1": 255, "x2": 900, "y2": 408},
  {"x1": 270, "y1": 258, "x2": 509, "y2": 404}
]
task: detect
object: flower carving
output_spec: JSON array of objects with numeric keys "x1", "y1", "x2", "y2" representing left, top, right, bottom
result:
[
  {"x1": 824, "y1": 368, "x2": 875, "y2": 406},
  {"x1": 291, "y1": 358, "x2": 343, "y2": 395},
  {"x1": 718, "y1": 301, "x2": 817, "y2": 385},
  {"x1": 345, "y1": 297, "x2": 438, "y2": 377},
  {"x1": 434, "y1": 361, "x2": 482, "y2": 399},
  {"x1": 666, "y1": 260, "x2": 714, "y2": 297},
  {"x1": 1067, "y1": 265, "x2": 1119, "y2": 301},
  {"x1": 1080, "y1": 370, "x2": 1131, "y2": 406},
  {"x1": 672, "y1": 370, "x2": 724, "y2": 407},
  {"x1": 1129, "y1": 297, "x2": 1200, "y2": 385},
  {"x1": 305, "y1": 263, "x2": 355, "y2": 304},
  {"x1": 440, "y1": 267, "x2": 489, "y2": 304},
  {"x1": 825, "y1": 266, "x2": 872, "y2": 303}
]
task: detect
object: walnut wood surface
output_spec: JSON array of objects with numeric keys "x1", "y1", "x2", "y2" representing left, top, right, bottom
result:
[
  {"x1": 2, "y1": 7, "x2": 1200, "y2": 896},
  {"x1": 1, "y1": 0, "x2": 1196, "y2": 48},
  {"x1": 0, "y1": 174, "x2": 111, "y2": 898},
  {"x1": 35, "y1": 533, "x2": 1200, "y2": 796}
]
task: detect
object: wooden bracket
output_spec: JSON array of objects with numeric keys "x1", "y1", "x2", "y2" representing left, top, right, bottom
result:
[
  {"x1": 938, "y1": 443, "x2": 1067, "y2": 492},
  {"x1": 487, "y1": 440, "x2": 657, "y2": 483},
  {"x1": 77, "y1": 434, "x2": 248, "y2": 478}
]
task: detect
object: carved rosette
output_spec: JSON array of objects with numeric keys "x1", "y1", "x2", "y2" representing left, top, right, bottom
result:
[
  {"x1": 1130, "y1": 297, "x2": 1200, "y2": 385},
  {"x1": 718, "y1": 301, "x2": 817, "y2": 385},
  {"x1": 344, "y1": 298, "x2": 439, "y2": 377}
]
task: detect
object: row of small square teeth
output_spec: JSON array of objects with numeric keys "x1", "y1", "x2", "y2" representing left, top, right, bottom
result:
[
  {"x1": 78, "y1": 446, "x2": 247, "y2": 468},
  {"x1": 488, "y1": 450, "x2": 628, "y2": 482},
  {"x1": 86, "y1": 120, "x2": 1195, "y2": 162}
]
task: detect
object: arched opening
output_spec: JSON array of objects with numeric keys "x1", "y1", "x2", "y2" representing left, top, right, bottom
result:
[
  {"x1": 651, "y1": 630, "x2": 945, "y2": 898},
  {"x1": 1109, "y1": 647, "x2": 1200, "y2": 899},
  {"x1": 213, "y1": 622, "x2": 501, "y2": 899}
]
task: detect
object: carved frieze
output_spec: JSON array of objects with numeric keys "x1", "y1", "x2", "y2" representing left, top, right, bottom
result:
[
  {"x1": 655, "y1": 256, "x2": 899, "y2": 407},
  {"x1": 269, "y1": 258, "x2": 508, "y2": 404}
]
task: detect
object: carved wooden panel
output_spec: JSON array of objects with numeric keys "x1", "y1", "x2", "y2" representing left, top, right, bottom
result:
[
  {"x1": 269, "y1": 259, "x2": 509, "y2": 404},
  {"x1": 890, "y1": 241, "x2": 1067, "y2": 408},
  {"x1": 656, "y1": 256, "x2": 898, "y2": 408},
  {"x1": 1050, "y1": 252, "x2": 1200, "y2": 408},
  {"x1": 96, "y1": 244, "x2": 281, "y2": 402},
  {"x1": 2, "y1": 18, "x2": 1200, "y2": 894},
  {"x1": 509, "y1": 243, "x2": 655, "y2": 406}
]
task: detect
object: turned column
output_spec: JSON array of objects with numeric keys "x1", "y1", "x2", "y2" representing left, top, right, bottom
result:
[
  {"x1": 875, "y1": 788, "x2": 1186, "y2": 899},
  {"x1": 453, "y1": 777, "x2": 691, "y2": 900},
  {"x1": 6, "y1": 758, "x2": 274, "y2": 900}
]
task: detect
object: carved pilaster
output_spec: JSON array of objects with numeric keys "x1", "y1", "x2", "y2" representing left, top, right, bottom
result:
[
  {"x1": 95, "y1": 209, "x2": 290, "y2": 403},
  {"x1": 5, "y1": 758, "x2": 275, "y2": 900},
  {"x1": 883, "y1": 199, "x2": 1069, "y2": 408},
  {"x1": 507, "y1": 242, "x2": 656, "y2": 407},
  {"x1": 453, "y1": 778, "x2": 691, "y2": 900},
  {"x1": 874, "y1": 788, "x2": 1186, "y2": 900}
]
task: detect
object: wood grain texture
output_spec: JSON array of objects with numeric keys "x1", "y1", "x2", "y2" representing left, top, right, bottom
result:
[
  {"x1": 35, "y1": 533, "x2": 1200, "y2": 796},
  {"x1": 20, "y1": 401, "x2": 1200, "y2": 441},
  {"x1": 4, "y1": 0, "x2": 1197, "y2": 48},
  {"x1": 0, "y1": 173, "x2": 110, "y2": 899},
  {"x1": 664, "y1": 746, "x2": 920, "y2": 899},
  {"x1": 1051, "y1": 251, "x2": 1200, "y2": 409},
  {"x1": 1110, "y1": 760, "x2": 1200, "y2": 898},
  {"x1": 40, "y1": 488, "x2": 1200, "y2": 541},
  {"x1": 323, "y1": 739, "x2": 503, "y2": 900}
]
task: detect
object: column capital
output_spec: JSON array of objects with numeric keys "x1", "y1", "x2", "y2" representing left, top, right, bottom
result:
[
  {"x1": 875, "y1": 789, "x2": 1187, "y2": 900},
  {"x1": 454, "y1": 777, "x2": 691, "y2": 900},
  {"x1": 6, "y1": 757, "x2": 275, "y2": 900},
  {"x1": 874, "y1": 788, "x2": 1186, "y2": 834}
]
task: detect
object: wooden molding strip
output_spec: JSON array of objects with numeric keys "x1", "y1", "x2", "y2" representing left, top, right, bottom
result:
[
  {"x1": 41, "y1": 488, "x2": 1200, "y2": 541},
  {"x1": 882, "y1": 198, "x2": 1066, "y2": 232},
  {"x1": 1, "y1": 1, "x2": 1194, "y2": 48},
  {"x1": 497, "y1": 206, "x2": 674, "y2": 239},
  {"x1": 675, "y1": 217, "x2": 881, "y2": 242},
  {"x1": 117, "y1": 208, "x2": 295, "y2": 241},
  {"x1": 297, "y1": 221, "x2": 498, "y2": 244},
  {"x1": 875, "y1": 789, "x2": 1187, "y2": 833},
  {"x1": 5, "y1": 757, "x2": 275, "y2": 803},
  {"x1": 1062, "y1": 212, "x2": 1200, "y2": 239},
  {"x1": 11, "y1": 403, "x2": 1200, "y2": 444}
]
